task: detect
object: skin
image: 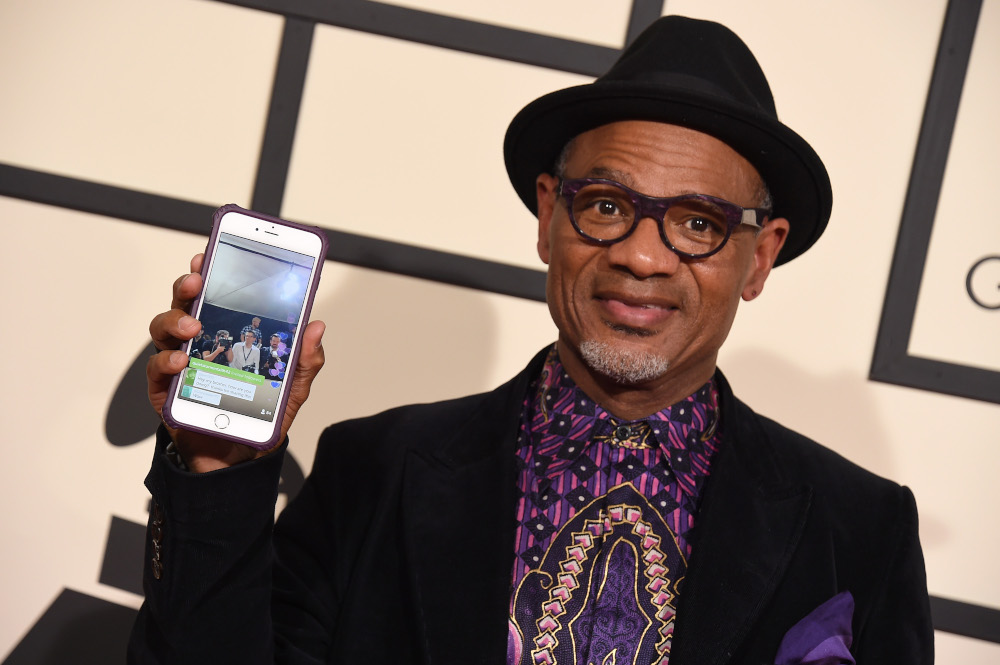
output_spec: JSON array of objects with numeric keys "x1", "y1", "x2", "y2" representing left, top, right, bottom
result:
[
  {"x1": 535, "y1": 121, "x2": 789, "y2": 419},
  {"x1": 147, "y1": 253, "x2": 326, "y2": 472}
]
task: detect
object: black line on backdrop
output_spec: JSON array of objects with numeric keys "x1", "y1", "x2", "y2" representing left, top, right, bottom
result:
[
  {"x1": 626, "y1": 0, "x2": 666, "y2": 46},
  {"x1": 252, "y1": 16, "x2": 316, "y2": 216},
  {"x1": 99, "y1": 517, "x2": 145, "y2": 596},
  {"x1": 0, "y1": 163, "x2": 547, "y2": 302},
  {"x1": 931, "y1": 596, "x2": 1000, "y2": 644},
  {"x1": 1, "y1": 590, "x2": 138, "y2": 665},
  {"x1": 214, "y1": 0, "x2": 621, "y2": 77},
  {"x1": 320, "y1": 225, "x2": 546, "y2": 301},
  {"x1": 869, "y1": 0, "x2": 998, "y2": 404},
  {"x1": 0, "y1": 163, "x2": 219, "y2": 233}
]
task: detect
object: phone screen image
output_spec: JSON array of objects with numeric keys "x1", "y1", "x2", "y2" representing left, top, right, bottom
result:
[{"x1": 178, "y1": 232, "x2": 316, "y2": 422}]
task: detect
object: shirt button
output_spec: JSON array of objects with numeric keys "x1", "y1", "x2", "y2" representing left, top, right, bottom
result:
[{"x1": 615, "y1": 425, "x2": 631, "y2": 440}]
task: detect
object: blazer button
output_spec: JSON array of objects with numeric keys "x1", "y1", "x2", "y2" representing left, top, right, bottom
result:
[{"x1": 150, "y1": 501, "x2": 164, "y2": 579}]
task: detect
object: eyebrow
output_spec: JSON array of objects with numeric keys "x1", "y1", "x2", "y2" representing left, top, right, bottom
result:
[
  {"x1": 585, "y1": 166, "x2": 636, "y2": 187},
  {"x1": 580, "y1": 167, "x2": 701, "y2": 199}
]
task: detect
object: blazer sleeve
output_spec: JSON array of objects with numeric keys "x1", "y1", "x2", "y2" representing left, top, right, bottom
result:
[
  {"x1": 126, "y1": 427, "x2": 335, "y2": 664},
  {"x1": 853, "y1": 485, "x2": 934, "y2": 663}
]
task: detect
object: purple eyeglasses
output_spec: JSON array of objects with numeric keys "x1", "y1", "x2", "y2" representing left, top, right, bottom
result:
[{"x1": 559, "y1": 178, "x2": 770, "y2": 259}]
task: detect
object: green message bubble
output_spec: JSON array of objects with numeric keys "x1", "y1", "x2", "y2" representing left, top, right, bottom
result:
[{"x1": 189, "y1": 357, "x2": 265, "y2": 385}]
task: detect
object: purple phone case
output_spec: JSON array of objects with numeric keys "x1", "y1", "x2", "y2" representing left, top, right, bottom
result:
[{"x1": 161, "y1": 203, "x2": 328, "y2": 450}]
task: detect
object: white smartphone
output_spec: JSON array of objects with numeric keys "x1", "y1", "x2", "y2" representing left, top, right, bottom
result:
[{"x1": 162, "y1": 204, "x2": 327, "y2": 449}]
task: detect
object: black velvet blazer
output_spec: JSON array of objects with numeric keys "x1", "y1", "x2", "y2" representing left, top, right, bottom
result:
[{"x1": 129, "y1": 349, "x2": 932, "y2": 664}]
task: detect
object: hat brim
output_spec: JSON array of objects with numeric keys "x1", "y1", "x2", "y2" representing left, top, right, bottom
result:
[{"x1": 504, "y1": 81, "x2": 832, "y2": 265}]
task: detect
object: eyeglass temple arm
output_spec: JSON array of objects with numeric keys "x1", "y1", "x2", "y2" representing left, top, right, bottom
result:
[{"x1": 741, "y1": 208, "x2": 770, "y2": 228}]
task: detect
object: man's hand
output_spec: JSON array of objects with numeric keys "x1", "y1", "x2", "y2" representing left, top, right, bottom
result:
[{"x1": 147, "y1": 253, "x2": 326, "y2": 473}]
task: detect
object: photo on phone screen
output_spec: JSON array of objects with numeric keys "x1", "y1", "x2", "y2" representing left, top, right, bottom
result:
[{"x1": 177, "y1": 232, "x2": 316, "y2": 423}]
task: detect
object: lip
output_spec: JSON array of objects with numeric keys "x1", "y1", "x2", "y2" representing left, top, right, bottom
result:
[{"x1": 595, "y1": 291, "x2": 678, "y2": 329}]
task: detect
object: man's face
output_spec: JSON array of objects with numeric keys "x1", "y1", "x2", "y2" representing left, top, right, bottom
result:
[
  {"x1": 535, "y1": 121, "x2": 788, "y2": 410},
  {"x1": 244, "y1": 332, "x2": 256, "y2": 346},
  {"x1": 252, "y1": 317, "x2": 261, "y2": 328},
  {"x1": 270, "y1": 335, "x2": 280, "y2": 349}
]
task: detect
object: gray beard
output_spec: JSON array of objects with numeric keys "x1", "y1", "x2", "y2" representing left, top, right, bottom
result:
[{"x1": 578, "y1": 340, "x2": 670, "y2": 385}]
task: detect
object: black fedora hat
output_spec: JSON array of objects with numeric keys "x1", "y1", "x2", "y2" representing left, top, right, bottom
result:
[{"x1": 503, "y1": 15, "x2": 832, "y2": 265}]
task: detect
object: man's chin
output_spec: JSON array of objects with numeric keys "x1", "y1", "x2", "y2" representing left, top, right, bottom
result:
[{"x1": 578, "y1": 340, "x2": 670, "y2": 386}]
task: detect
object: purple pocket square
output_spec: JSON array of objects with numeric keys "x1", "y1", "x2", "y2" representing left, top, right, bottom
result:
[{"x1": 775, "y1": 591, "x2": 855, "y2": 665}]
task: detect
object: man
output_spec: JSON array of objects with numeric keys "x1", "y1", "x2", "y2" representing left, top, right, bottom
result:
[
  {"x1": 242, "y1": 316, "x2": 263, "y2": 347},
  {"x1": 133, "y1": 15, "x2": 932, "y2": 664},
  {"x1": 199, "y1": 328, "x2": 233, "y2": 366},
  {"x1": 230, "y1": 329, "x2": 261, "y2": 374},
  {"x1": 259, "y1": 333, "x2": 290, "y2": 380}
]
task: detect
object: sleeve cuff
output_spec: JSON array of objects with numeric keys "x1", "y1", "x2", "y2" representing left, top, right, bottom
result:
[{"x1": 146, "y1": 424, "x2": 289, "y2": 525}]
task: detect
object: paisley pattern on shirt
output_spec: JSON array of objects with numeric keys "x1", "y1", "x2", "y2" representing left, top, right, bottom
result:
[
  {"x1": 508, "y1": 347, "x2": 721, "y2": 665},
  {"x1": 512, "y1": 484, "x2": 685, "y2": 664}
]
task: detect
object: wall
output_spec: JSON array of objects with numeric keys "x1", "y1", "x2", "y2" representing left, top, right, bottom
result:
[{"x1": 1, "y1": 0, "x2": 998, "y2": 661}]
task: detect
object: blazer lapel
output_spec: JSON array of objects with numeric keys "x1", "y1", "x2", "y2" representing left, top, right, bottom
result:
[
  {"x1": 400, "y1": 351, "x2": 547, "y2": 664},
  {"x1": 670, "y1": 375, "x2": 812, "y2": 665}
]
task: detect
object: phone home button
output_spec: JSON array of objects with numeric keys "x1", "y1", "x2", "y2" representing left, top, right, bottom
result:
[{"x1": 214, "y1": 414, "x2": 230, "y2": 429}]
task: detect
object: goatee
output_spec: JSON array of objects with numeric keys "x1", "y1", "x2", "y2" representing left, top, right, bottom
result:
[{"x1": 578, "y1": 340, "x2": 670, "y2": 385}]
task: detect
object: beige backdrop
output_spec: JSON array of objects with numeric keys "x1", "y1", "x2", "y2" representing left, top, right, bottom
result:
[{"x1": 2, "y1": 0, "x2": 998, "y2": 661}]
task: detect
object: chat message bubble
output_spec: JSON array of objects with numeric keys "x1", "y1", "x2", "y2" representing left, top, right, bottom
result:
[
  {"x1": 192, "y1": 371, "x2": 257, "y2": 401},
  {"x1": 189, "y1": 357, "x2": 265, "y2": 384},
  {"x1": 184, "y1": 386, "x2": 222, "y2": 406}
]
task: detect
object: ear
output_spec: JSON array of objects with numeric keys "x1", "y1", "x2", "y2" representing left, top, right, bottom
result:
[
  {"x1": 742, "y1": 217, "x2": 789, "y2": 301},
  {"x1": 535, "y1": 174, "x2": 559, "y2": 265}
]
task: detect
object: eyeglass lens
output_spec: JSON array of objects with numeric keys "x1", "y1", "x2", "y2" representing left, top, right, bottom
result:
[{"x1": 569, "y1": 181, "x2": 734, "y2": 255}]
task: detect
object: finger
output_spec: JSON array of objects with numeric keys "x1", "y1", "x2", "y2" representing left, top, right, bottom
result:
[
  {"x1": 287, "y1": 320, "x2": 326, "y2": 399},
  {"x1": 296, "y1": 320, "x2": 327, "y2": 377},
  {"x1": 150, "y1": 310, "x2": 202, "y2": 352},
  {"x1": 146, "y1": 349, "x2": 192, "y2": 418},
  {"x1": 170, "y1": 271, "x2": 204, "y2": 312},
  {"x1": 190, "y1": 252, "x2": 205, "y2": 274},
  {"x1": 147, "y1": 348, "x2": 190, "y2": 384},
  {"x1": 278, "y1": 320, "x2": 326, "y2": 438}
]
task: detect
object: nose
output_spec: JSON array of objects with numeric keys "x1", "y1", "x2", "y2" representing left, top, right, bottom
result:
[{"x1": 605, "y1": 215, "x2": 681, "y2": 278}]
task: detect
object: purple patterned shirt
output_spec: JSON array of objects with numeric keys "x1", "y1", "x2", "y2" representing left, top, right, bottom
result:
[{"x1": 507, "y1": 347, "x2": 722, "y2": 665}]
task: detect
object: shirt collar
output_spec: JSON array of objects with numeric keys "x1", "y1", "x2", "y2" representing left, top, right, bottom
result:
[{"x1": 529, "y1": 346, "x2": 721, "y2": 499}]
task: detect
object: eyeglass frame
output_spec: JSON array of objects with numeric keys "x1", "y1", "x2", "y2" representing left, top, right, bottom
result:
[{"x1": 557, "y1": 177, "x2": 772, "y2": 259}]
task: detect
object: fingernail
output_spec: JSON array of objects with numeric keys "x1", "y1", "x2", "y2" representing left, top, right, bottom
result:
[
  {"x1": 170, "y1": 351, "x2": 187, "y2": 365},
  {"x1": 315, "y1": 321, "x2": 326, "y2": 348},
  {"x1": 178, "y1": 315, "x2": 198, "y2": 331}
]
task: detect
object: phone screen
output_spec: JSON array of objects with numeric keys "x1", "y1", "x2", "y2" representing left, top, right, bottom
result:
[{"x1": 177, "y1": 232, "x2": 316, "y2": 422}]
